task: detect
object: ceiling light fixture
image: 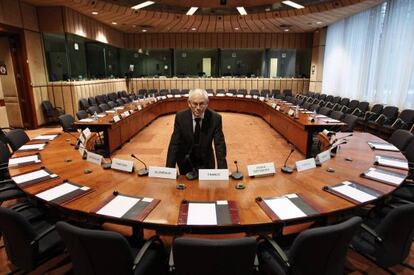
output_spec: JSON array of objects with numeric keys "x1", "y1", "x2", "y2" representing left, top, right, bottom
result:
[
  {"x1": 92, "y1": 11, "x2": 99, "y2": 15},
  {"x1": 234, "y1": 27, "x2": 239, "y2": 30},
  {"x1": 282, "y1": 1, "x2": 305, "y2": 9},
  {"x1": 284, "y1": 29, "x2": 289, "y2": 32},
  {"x1": 236, "y1": 7, "x2": 247, "y2": 16},
  {"x1": 186, "y1": 7, "x2": 198, "y2": 16},
  {"x1": 131, "y1": 1, "x2": 155, "y2": 10},
  {"x1": 191, "y1": 27, "x2": 197, "y2": 31},
  {"x1": 112, "y1": 22, "x2": 117, "y2": 25},
  {"x1": 316, "y1": 21, "x2": 322, "y2": 24},
  {"x1": 142, "y1": 29, "x2": 147, "y2": 32}
]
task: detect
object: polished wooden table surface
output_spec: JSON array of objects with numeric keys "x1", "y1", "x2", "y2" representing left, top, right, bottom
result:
[
  {"x1": 75, "y1": 96, "x2": 344, "y2": 157},
  {"x1": 10, "y1": 98, "x2": 406, "y2": 235}
]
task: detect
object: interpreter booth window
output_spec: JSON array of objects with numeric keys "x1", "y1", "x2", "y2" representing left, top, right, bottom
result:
[
  {"x1": 85, "y1": 43, "x2": 120, "y2": 79},
  {"x1": 221, "y1": 49, "x2": 265, "y2": 77},
  {"x1": 174, "y1": 49, "x2": 218, "y2": 77},
  {"x1": 105, "y1": 45, "x2": 121, "y2": 78},
  {"x1": 119, "y1": 48, "x2": 171, "y2": 77},
  {"x1": 43, "y1": 33, "x2": 69, "y2": 81},
  {"x1": 268, "y1": 49, "x2": 311, "y2": 78},
  {"x1": 66, "y1": 34, "x2": 87, "y2": 80}
]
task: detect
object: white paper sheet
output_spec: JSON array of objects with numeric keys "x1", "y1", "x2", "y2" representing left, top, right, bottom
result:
[
  {"x1": 264, "y1": 197, "x2": 306, "y2": 220},
  {"x1": 36, "y1": 182, "x2": 79, "y2": 201},
  {"x1": 96, "y1": 195, "x2": 140, "y2": 218},
  {"x1": 33, "y1": 134, "x2": 58, "y2": 140},
  {"x1": 366, "y1": 169, "x2": 404, "y2": 185},
  {"x1": 12, "y1": 169, "x2": 50, "y2": 184},
  {"x1": 369, "y1": 142, "x2": 399, "y2": 151},
  {"x1": 376, "y1": 157, "x2": 408, "y2": 170},
  {"x1": 187, "y1": 203, "x2": 217, "y2": 225},
  {"x1": 8, "y1": 155, "x2": 40, "y2": 166},
  {"x1": 79, "y1": 118, "x2": 95, "y2": 122},
  {"x1": 324, "y1": 119, "x2": 340, "y2": 123},
  {"x1": 19, "y1": 144, "x2": 45, "y2": 151},
  {"x1": 332, "y1": 182, "x2": 376, "y2": 203}
]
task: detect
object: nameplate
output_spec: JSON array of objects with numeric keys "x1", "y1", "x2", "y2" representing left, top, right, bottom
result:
[
  {"x1": 247, "y1": 162, "x2": 275, "y2": 177},
  {"x1": 207, "y1": 93, "x2": 214, "y2": 97},
  {"x1": 113, "y1": 115, "x2": 121, "y2": 122},
  {"x1": 111, "y1": 158, "x2": 134, "y2": 173},
  {"x1": 86, "y1": 151, "x2": 103, "y2": 165},
  {"x1": 161, "y1": 96, "x2": 167, "y2": 100},
  {"x1": 167, "y1": 94, "x2": 173, "y2": 98},
  {"x1": 199, "y1": 169, "x2": 229, "y2": 180},
  {"x1": 78, "y1": 147, "x2": 86, "y2": 157},
  {"x1": 246, "y1": 95, "x2": 253, "y2": 99},
  {"x1": 259, "y1": 96, "x2": 265, "y2": 101},
  {"x1": 288, "y1": 109, "x2": 295, "y2": 116},
  {"x1": 271, "y1": 103, "x2": 277, "y2": 108},
  {"x1": 82, "y1": 128, "x2": 91, "y2": 139},
  {"x1": 121, "y1": 111, "x2": 130, "y2": 118},
  {"x1": 316, "y1": 150, "x2": 331, "y2": 164},
  {"x1": 295, "y1": 158, "x2": 316, "y2": 172},
  {"x1": 216, "y1": 93, "x2": 225, "y2": 97},
  {"x1": 174, "y1": 94, "x2": 181, "y2": 98},
  {"x1": 236, "y1": 94, "x2": 244, "y2": 98},
  {"x1": 137, "y1": 105, "x2": 142, "y2": 111},
  {"x1": 79, "y1": 134, "x2": 86, "y2": 145},
  {"x1": 148, "y1": 166, "x2": 177, "y2": 179},
  {"x1": 276, "y1": 105, "x2": 281, "y2": 111},
  {"x1": 226, "y1": 93, "x2": 234, "y2": 96}
]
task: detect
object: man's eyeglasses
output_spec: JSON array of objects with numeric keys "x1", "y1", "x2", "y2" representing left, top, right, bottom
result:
[{"x1": 189, "y1": 101, "x2": 207, "y2": 108}]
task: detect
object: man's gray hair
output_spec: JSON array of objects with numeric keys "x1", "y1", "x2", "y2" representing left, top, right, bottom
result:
[{"x1": 188, "y1": 88, "x2": 209, "y2": 102}]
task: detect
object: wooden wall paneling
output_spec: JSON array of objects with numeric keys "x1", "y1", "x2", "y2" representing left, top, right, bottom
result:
[
  {"x1": 52, "y1": 85, "x2": 64, "y2": 112},
  {"x1": 31, "y1": 87, "x2": 42, "y2": 125},
  {"x1": 61, "y1": 85, "x2": 73, "y2": 116},
  {"x1": 0, "y1": 0, "x2": 23, "y2": 28},
  {"x1": 20, "y1": 2, "x2": 39, "y2": 32}
]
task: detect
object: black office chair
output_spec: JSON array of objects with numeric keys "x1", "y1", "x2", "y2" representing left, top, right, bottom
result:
[
  {"x1": 0, "y1": 207, "x2": 64, "y2": 273},
  {"x1": 137, "y1": 89, "x2": 147, "y2": 98},
  {"x1": 350, "y1": 204, "x2": 414, "y2": 273},
  {"x1": 116, "y1": 98, "x2": 125, "y2": 106},
  {"x1": 171, "y1": 237, "x2": 257, "y2": 275},
  {"x1": 99, "y1": 103, "x2": 110, "y2": 112},
  {"x1": 330, "y1": 111, "x2": 345, "y2": 120},
  {"x1": 56, "y1": 221, "x2": 165, "y2": 275},
  {"x1": 87, "y1": 105, "x2": 101, "y2": 115},
  {"x1": 88, "y1": 97, "x2": 98, "y2": 106},
  {"x1": 250, "y1": 89, "x2": 260, "y2": 96},
  {"x1": 341, "y1": 114, "x2": 359, "y2": 132},
  {"x1": 59, "y1": 114, "x2": 77, "y2": 132},
  {"x1": 5, "y1": 129, "x2": 30, "y2": 152},
  {"x1": 318, "y1": 107, "x2": 331, "y2": 116},
  {"x1": 260, "y1": 89, "x2": 270, "y2": 97},
  {"x1": 388, "y1": 129, "x2": 414, "y2": 152},
  {"x1": 258, "y1": 216, "x2": 362, "y2": 275},
  {"x1": 41, "y1": 100, "x2": 64, "y2": 124},
  {"x1": 107, "y1": 101, "x2": 117, "y2": 109},
  {"x1": 76, "y1": 110, "x2": 89, "y2": 120},
  {"x1": 171, "y1": 89, "x2": 180, "y2": 95},
  {"x1": 78, "y1": 98, "x2": 90, "y2": 111}
]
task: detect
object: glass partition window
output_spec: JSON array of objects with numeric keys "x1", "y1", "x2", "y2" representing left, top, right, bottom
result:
[
  {"x1": 43, "y1": 33, "x2": 69, "y2": 81},
  {"x1": 66, "y1": 34, "x2": 87, "y2": 80},
  {"x1": 221, "y1": 49, "x2": 265, "y2": 77},
  {"x1": 175, "y1": 49, "x2": 218, "y2": 77},
  {"x1": 120, "y1": 49, "x2": 171, "y2": 77}
]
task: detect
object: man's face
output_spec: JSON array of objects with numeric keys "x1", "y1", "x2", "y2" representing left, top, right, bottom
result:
[{"x1": 188, "y1": 93, "x2": 208, "y2": 118}]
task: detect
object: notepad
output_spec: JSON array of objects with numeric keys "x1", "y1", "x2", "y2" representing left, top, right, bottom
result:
[
  {"x1": 33, "y1": 134, "x2": 58, "y2": 140},
  {"x1": 361, "y1": 167, "x2": 406, "y2": 186},
  {"x1": 326, "y1": 181, "x2": 381, "y2": 203},
  {"x1": 12, "y1": 168, "x2": 57, "y2": 187},
  {"x1": 257, "y1": 194, "x2": 319, "y2": 221},
  {"x1": 18, "y1": 143, "x2": 46, "y2": 151},
  {"x1": 375, "y1": 156, "x2": 408, "y2": 170},
  {"x1": 367, "y1": 142, "x2": 399, "y2": 152},
  {"x1": 178, "y1": 200, "x2": 239, "y2": 226},
  {"x1": 106, "y1": 110, "x2": 116, "y2": 113},
  {"x1": 95, "y1": 194, "x2": 159, "y2": 221},
  {"x1": 79, "y1": 118, "x2": 95, "y2": 122},
  {"x1": 315, "y1": 115, "x2": 327, "y2": 118},
  {"x1": 8, "y1": 154, "x2": 41, "y2": 167},
  {"x1": 35, "y1": 182, "x2": 92, "y2": 204},
  {"x1": 324, "y1": 119, "x2": 341, "y2": 123}
]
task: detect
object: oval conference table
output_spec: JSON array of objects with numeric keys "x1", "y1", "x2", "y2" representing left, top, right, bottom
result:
[{"x1": 9, "y1": 96, "x2": 408, "y2": 236}]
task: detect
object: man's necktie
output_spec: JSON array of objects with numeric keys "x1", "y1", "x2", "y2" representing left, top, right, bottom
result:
[{"x1": 194, "y1": 118, "x2": 201, "y2": 144}]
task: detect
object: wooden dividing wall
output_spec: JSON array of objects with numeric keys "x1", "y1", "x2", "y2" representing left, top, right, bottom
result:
[
  {"x1": 32, "y1": 79, "x2": 127, "y2": 125},
  {"x1": 124, "y1": 33, "x2": 313, "y2": 49}
]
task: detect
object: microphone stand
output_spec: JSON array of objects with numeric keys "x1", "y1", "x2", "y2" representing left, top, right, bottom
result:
[
  {"x1": 70, "y1": 143, "x2": 87, "y2": 159},
  {"x1": 231, "y1": 160, "x2": 243, "y2": 180},
  {"x1": 185, "y1": 154, "x2": 198, "y2": 180},
  {"x1": 281, "y1": 148, "x2": 295, "y2": 174},
  {"x1": 130, "y1": 154, "x2": 149, "y2": 176},
  {"x1": 64, "y1": 130, "x2": 82, "y2": 149}
]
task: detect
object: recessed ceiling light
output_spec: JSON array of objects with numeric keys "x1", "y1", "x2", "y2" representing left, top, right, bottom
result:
[
  {"x1": 191, "y1": 27, "x2": 196, "y2": 31},
  {"x1": 236, "y1": 7, "x2": 247, "y2": 16},
  {"x1": 265, "y1": 8, "x2": 271, "y2": 12},
  {"x1": 282, "y1": 1, "x2": 305, "y2": 9},
  {"x1": 284, "y1": 29, "x2": 289, "y2": 32},
  {"x1": 132, "y1": 25, "x2": 137, "y2": 28},
  {"x1": 92, "y1": 11, "x2": 99, "y2": 15},
  {"x1": 186, "y1": 7, "x2": 198, "y2": 16},
  {"x1": 234, "y1": 27, "x2": 239, "y2": 30},
  {"x1": 142, "y1": 29, "x2": 147, "y2": 32},
  {"x1": 112, "y1": 22, "x2": 117, "y2": 25},
  {"x1": 316, "y1": 21, "x2": 323, "y2": 24},
  {"x1": 131, "y1": 1, "x2": 155, "y2": 10}
]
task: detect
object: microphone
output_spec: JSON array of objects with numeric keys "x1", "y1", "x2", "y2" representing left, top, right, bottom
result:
[
  {"x1": 230, "y1": 160, "x2": 243, "y2": 180},
  {"x1": 70, "y1": 143, "x2": 87, "y2": 159},
  {"x1": 130, "y1": 154, "x2": 149, "y2": 176},
  {"x1": 102, "y1": 155, "x2": 112, "y2": 169},
  {"x1": 332, "y1": 133, "x2": 353, "y2": 144},
  {"x1": 330, "y1": 140, "x2": 348, "y2": 157},
  {"x1": 65, "y1": 130, "x2": 81, "y2": 149},
  {"x1": 281, "y1": 147, "x2": 295, "y2": 174},
  {"x1": 184, "y1": 153, "x2": 198, "y2": 180}
]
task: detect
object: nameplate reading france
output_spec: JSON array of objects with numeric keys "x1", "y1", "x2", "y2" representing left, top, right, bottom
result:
[
  {"x1": 111, "y1": 158, "x2": 134, "y2": 173},
  {"x1": 316, "y1": 150, "x2": 331, "y2": 164},
  {"x1": 198, "y1": 169, "x2": 229, "y2": 180},
  {"x1": 113, "y1": 115, "x2": 121, "y2": 123},
  {"x1": 86, "y1": 151, "x2": 103, "y2": 165},
  {"x1": 288, "y1": 109, "x2": 295, "y2": 116},
  {"x1": 148, "y1": 166, "x2": 177, "y2": 179},
  {"x1": 295, "y1": 158, "x2": 316, "y2": 172},
  {"x1": 247, "y1": 162, "x2": 275, "y2": 177}
]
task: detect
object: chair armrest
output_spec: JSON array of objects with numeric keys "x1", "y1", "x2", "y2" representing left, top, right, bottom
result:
[
  {"x1": 258, "y1": 235, "x2": 290, "y2": 268},
  {"x1": 0, "y1": 179, "x2": 14, "y2": 185},
  {"x1": 133, "y1": 235, "x2": 163, "y2": 271},
  {"x1": 0, "y1": 184, "x2": 17, "y2": 192},
  {"x1": 360, "y1": 223, "x2": 382, "y2": 243},
  {"x1": 30, "y1": 225, "x2": 56, "y2": 246}
]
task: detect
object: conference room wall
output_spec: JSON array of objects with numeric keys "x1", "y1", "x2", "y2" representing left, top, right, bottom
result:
[{"x1": 309, "y1": 28, "x2": 327, "y2": 93}]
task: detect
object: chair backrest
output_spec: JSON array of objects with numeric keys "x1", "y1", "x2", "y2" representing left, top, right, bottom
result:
[
  {"x1": 205, "y1": 89, "x2": 214, "y2": 94},
  {"x1": 171, "y1": 89, "x2": 180, "y2": 95},
  {"x1": 283, "y1": 89, "x2": 292, "y2": 97},
  {"x1": 56, "y1": 221, "x2": 134, "y2": 275},
  {"x1": 325, "y1": 95, "x2": 333, "y2": 102},
  {"x1": 357, "y1": 101, "x2": 369, "y2": 113},
  {"x1": 116, "y1": 98, "x2": 124, "y2": 106},
  {"x1": 88, "y1": 97, "x2": 97, "y2": 106},
  {"x1": 381, "y1": 106, "x2": 399, "y2": 121},
  {"x1": 319, "y1": 94, "x2": 327, "y2": 100},
  {"x1": 181, "y1": 89, "x2": 190, "y2": 95},
  {"x1": 41, "y1": 100, "x2": 53, "y2": 113},
  {"x1": 340, "y1": 98, "x2": 350, "y2": 106},
  {"x1": 59, "y1": 114, "x2": 76, "y2": 132},
  {"x1": 348, "y1": 100, "x2": 359, "y2": 110},
  {"x1": 388, "y1": 129, "x2": 414, "y2": 151},
  {"x1": 289, "y1": 216, "x2": 362, "y2": 275},
  {"x1": 99, "y1": 103, "x2": 110, "y2": 112},
  {"x1": 330, "y1": 111, "x2": 344, "y2": 120},
  {"x1": 398, "y1": 109, "x2": 414, "y2": 124},
  {"x1": 5, "y1": 129, "x2": 30, "y2": 152},
  {"x1": 107, "y1": 101, "x2": 117, "y2": 109},
  {"x1": 260, "y1": 89, "x2": 270, "y2": 97},
  {"x1": 319, "y1": 107, "x2": 331, "y2": 116},
  {"x1": 138, "y1": 89, "x2": 147, "y2": 96},
  {"x1": 404, "y1": 139, "x2": 414, "y2": 164},
  {"x1": 76, "y1": 110, "x2": 89, "y2": 120},
  {"x1": 373, "y1": 204, "x2": 414, "y2": 267},
  {"x1": 342, "y1": 114, "x2": 359, "y2": 132},
  {"x1": 78, "y1": 98, "x2": 90, "y2": 110},
  {"x1": 216, "y1": 89, "x2": 225, "y2": 94},
  {"x1": 250, "y1": 89, "x2": 259, "y2": 96},
  {"x1": 87, "y1": 105, "x2": 101, "y2": 115},
  {"x1": 0, "y1": 207, "x2": 38, "y2": 271},
  {"x1": 159, "y1": 89, "x2": 169, "y2": 96},
  {"x1": 148, "y1": 89, "x2": 158, "y2": 96},
  {"x1": 0, "y1": 140, "x2": 10, "y2": 164},
  {"x1": 173, "y1": 237, "x2": 257, "y2": 275},
  {"x1": 271, "y1": 89, "x2": 281, "y2": 97},
  {"x1": 371, "y1": 104, "x2": 383, "y2": 114},
  {"x1": 108, "y1": 92, "x2": 118, "y2": 102},
  {"x1": 95, "y1": 95, "x2": 106, "y2": 105},
  {"x1": 237, "y1": 89, "x2": 247, "y2": 95}
]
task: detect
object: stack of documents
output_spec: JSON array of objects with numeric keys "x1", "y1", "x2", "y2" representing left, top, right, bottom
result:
[
  {"x1": 18, "y1": 143, "x2": 46, "y2": 151},
  {"x1": 375, "y1": 155, "x2": 408, "y2": 170},
  {"x1": 8, "y1": 154, "x2": 41, "y2": 167},
  {"x1": 36, "y1": 181, "x2": 92, "y2": 204},
  {"x1": 12, "y1": 168, "x2": 57, "y2": 187},
  {"x1": 33, "y1": 134, "x2": 58, "y2": 141},
  {"x1": 367, "y1": 141, "x2": 399, "y2": 152},
  {"x1": 361, "y1": 167, "x2": 406, "y2": 186},
  {"x1": 324, "y1": 181, "x2": 382, "y2": 204}
]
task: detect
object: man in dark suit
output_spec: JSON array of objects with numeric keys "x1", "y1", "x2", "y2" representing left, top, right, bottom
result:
[{"x1": 166, "y1": 88, "x2": 227, "y2": 175}]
